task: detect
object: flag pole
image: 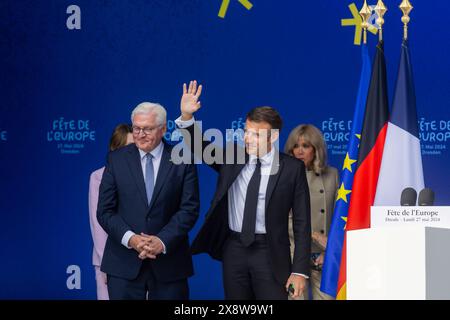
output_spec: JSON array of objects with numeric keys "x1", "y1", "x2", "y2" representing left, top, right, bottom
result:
[
  {"x1": 375, "y1": 0, "x2": 388, "y2": 42},
  {"x1": 360, "y1": 0, "x2": 371, "y2": 45},
  {"x1": 400, "y1": 0, "x2": 413, "y2": 41}
]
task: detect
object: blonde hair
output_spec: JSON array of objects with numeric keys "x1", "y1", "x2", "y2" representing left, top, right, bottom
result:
[{"x1": 284, "y1": 124, "x2": 328, "y2": 174}]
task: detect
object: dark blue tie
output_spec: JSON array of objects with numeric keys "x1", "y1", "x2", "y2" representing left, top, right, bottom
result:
[
  {"x1": 241, "y1": 159, "x2": 262, "y2": 247},
  {"x1": 145, "y1": 153, "x2": 154, "y2": 205}
]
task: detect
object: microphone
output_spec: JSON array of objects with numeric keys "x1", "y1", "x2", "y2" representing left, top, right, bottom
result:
[
  {"x1": 400, "y1": 187, "x2": 417, "y2": 206},
  {"x1": 418, "y1": 188, "x2": 435, "y2": 206}
]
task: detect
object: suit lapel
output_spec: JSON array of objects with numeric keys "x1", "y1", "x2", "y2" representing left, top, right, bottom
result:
[
  {"x1": 126, "y1": 145, "x2": 148, "y2": 206},
  {"x1": 148, "y1": 143, "x2": 173, "y2": 211},
  {"x1": 265, "y1": 152, "x2": 284, "y2": 211}
]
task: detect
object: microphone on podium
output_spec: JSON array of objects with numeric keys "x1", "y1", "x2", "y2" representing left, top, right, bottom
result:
[
  {"x1": 418, "y1": 188, "x2": 435, "y2": 206},
  {"x1": 400, "y1": 187, "x2": 417, "y2": 206}
]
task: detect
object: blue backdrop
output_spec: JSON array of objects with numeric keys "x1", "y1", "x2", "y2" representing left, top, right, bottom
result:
[{"x1": 1, "y1": 0, "x2": 449, "y2": 299}]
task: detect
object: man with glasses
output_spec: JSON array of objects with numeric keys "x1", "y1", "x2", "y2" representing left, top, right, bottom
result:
[{"x1": 97, "y1": 102, "x2": 200, "y2": 299}]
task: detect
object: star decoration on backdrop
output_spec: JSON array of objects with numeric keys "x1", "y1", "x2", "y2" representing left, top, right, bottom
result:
[
  {"x1": 341, "y1": 3, "x2": 378, "y2": 45},
  {"x1": 218, "y1": 0, "x2": 253, "y2": 19}
]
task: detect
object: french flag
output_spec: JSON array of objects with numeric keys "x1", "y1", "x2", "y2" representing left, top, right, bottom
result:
[{"x1": 374, "y1": 40, "x2": 424, "y2": 205}]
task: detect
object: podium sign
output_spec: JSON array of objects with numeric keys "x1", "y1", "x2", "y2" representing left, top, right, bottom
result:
[
  {"x1": 347, "y1": 226, "x2": 450, "y2": 300},
  {"x1": 347, "y1": 206, "x2": 450, "y2": 299},
  {"x1": 371, "y1": 206, "x2": 450, "y2": 228}
]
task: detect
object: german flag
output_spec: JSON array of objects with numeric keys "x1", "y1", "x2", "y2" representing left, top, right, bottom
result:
[{"x1": 336, "y1": 41, "x2": 390, "y2": 299}]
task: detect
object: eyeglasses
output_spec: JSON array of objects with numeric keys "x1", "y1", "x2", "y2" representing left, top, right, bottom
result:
[{"x1": 132, "y1": 125, "x2": 162, "y2": 135}]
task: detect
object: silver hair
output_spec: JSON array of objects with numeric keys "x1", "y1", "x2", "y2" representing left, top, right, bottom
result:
[{"x1": 131, "y1": 102, "x2": 167, "y2": 125}]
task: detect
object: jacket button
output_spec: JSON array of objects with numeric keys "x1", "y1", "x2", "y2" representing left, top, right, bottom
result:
[
  {"x1": 320, "y1": 189, "x2": 324, "y2": 193},
  {"x1": 320, "y1": 230, "x2": 325, "y2": 234},
  {"x1": 320, "y1": 209, "x2": 325, "y2": 213}
]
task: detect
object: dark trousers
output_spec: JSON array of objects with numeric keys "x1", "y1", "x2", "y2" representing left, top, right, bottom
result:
[
  {"x1": 107, "y1": 260, "x2": 189, "y2": 300},
  {"x1": 222, "y1": 232, "x2": 288, "y2": 300}
]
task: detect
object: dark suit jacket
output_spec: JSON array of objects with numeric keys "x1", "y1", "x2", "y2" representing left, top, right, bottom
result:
[
  {"x1": 180, "y1": 122, "x2": 311, "y2": 285},
  {"x1": 97, "y1": 142, "x2": 200, "y2": 281}
]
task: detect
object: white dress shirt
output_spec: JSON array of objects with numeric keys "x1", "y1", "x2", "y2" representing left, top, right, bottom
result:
[
  {"x1": 121, "y1": 141, "x2": 166, "y2": 253},
  {"x1": 228, "y1": 148, "x2": 274, "y2": 233}
]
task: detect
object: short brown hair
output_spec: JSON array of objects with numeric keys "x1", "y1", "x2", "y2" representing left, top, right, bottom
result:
[
  {"x1": 246, "y1": 106, "x2": 283, "y2": 130},
  {"x1": 109, "y1": 123, "x2": 132, "y2": 151}
]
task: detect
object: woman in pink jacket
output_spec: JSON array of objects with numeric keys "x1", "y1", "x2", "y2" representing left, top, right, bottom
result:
[{"x1": 88, "y1": 124, "x2": 133, "y2": 300}]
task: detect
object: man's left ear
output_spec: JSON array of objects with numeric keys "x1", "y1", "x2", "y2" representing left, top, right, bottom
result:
[
  {"x1": 162, "y1": 124, "x2": 167, "y2": 134},
  {"x1": 270, "y1": 129, "x2": 280, "y2": 144}
]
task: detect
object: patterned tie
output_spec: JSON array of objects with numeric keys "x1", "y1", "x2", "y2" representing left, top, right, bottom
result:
[
  {"x1": 145, "y1": 153, "x2": 154, "y2": 205},
  {"x1": 240, "y1": 159, "x2": 262, "y2": 247}
]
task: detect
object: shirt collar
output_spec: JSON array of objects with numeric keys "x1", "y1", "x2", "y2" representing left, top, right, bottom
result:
[
  {"x1": 138, "y1": 141, "x2": 164, "y2": 160},
  {"x1": 249, "y1": 146, "x2": 276, "y2": 166}
]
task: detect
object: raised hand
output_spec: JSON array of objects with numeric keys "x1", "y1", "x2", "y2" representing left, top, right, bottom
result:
[{"x1": 180, "y1": 80, "x2": 203, "y2": 120}]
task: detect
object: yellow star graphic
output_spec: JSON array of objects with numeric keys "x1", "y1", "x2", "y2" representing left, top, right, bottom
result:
[
  {"x1": 342, "y1": 153, "x2": 357, "y2": 173},
  {"x1": 218, "y1": 0, "x2": 253, "y2": 19},
  {"x1": 336, "y1": 183, "x2": 352, "y2": 203},
  {"x1": 341, "y1": 3, "x2": 378, "y2": 45},
  {"x1": 355, "y1": 133, "x2": 361, "y2": 148},
  {"x1": 341, "y1": 216, "x2": 348, "y2": 230}
]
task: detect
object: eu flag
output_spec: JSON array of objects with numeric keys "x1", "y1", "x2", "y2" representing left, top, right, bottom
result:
[{"x1": 320, "y1": 44, "x2": 371, "y2": 298}]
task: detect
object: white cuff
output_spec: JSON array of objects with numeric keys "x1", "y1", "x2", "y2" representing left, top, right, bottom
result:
[
  {"x1": 121, "y1": 231, "x2": 136, "y2": 249},
  {"x1": 157, "y1": 238, "x2": 167, "y2": 254},
  {"x1": 175, "y1": 116, "x2": 195, "y2": 128},
  {"x1": 292, "y1": 273, "x2": 309, "y2": 279}
]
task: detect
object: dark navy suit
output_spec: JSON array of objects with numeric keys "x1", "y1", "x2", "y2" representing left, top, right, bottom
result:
[{"x1": 97, "y1": 142, "x2": 199, "y2": 299}]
